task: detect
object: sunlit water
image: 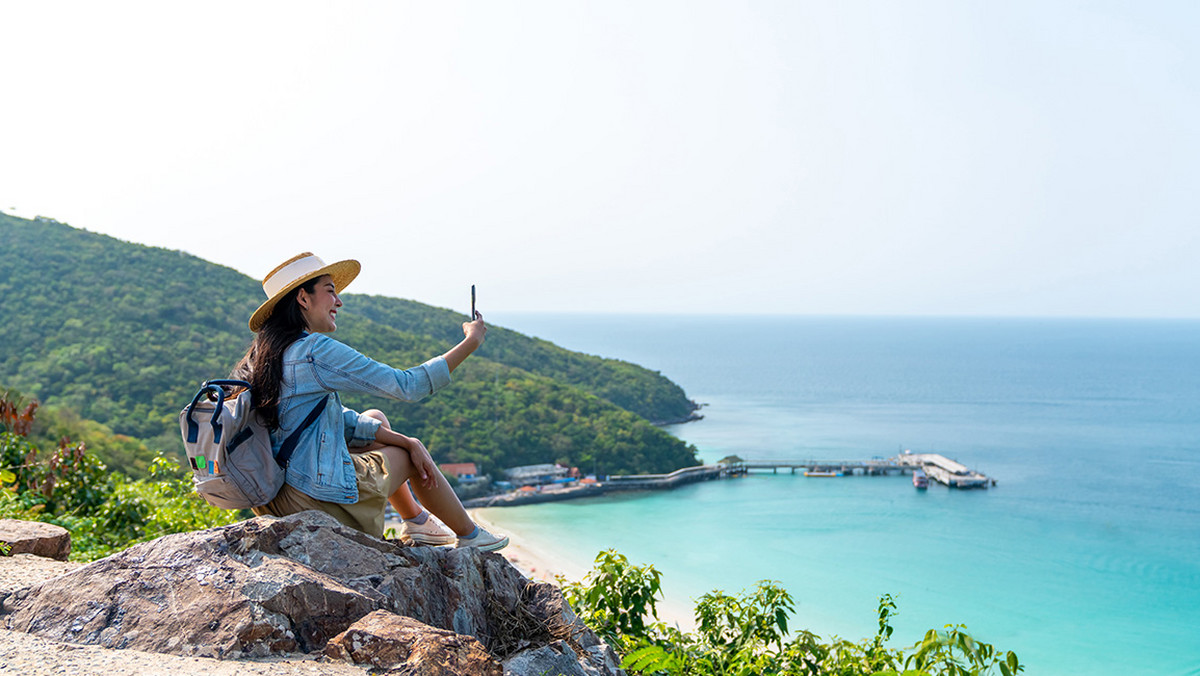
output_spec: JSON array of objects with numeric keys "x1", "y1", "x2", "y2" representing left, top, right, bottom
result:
[{"x1": 480, "y1": 315, "x2": 1200, "y2": 676}]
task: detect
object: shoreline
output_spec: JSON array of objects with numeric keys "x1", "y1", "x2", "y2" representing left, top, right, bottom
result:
[
  {"x1": 470, "y1": 509, "x2": 590, "y2": 584},
  {"x1": 470, "y1": 508, "x2": 697, "y2": 631}
]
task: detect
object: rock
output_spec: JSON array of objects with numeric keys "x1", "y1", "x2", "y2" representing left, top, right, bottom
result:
[
  {"x1": 0, "y1": 511, "x2": 620, "y2": 675},
  {"x1": 518, "y1": 584, "x2": 623, "y2": 674},
  {"x1": 504, "y1": 640, "x2": 609, "y2": 676},
  {"x1": 3, "y1": 523, "x2": 376, "y2": 657},
  {"x1": 325, "y1": 609, "x2": 501, "y2": 675},
  {"x1": 0, "y1": 519, "x2": 71, "y2": 561},
  {"x1": 0, "y1": 554, "x2": 81, "y2": 597}
]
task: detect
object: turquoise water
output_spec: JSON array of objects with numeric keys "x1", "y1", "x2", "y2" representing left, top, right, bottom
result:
[{"x1": 482, "y1": 315, "x2": 1200, "y2": 676}]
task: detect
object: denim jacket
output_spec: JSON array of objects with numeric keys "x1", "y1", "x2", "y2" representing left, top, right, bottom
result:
[{"x1": 272, "y1": 332, "x2": 452, "y2": 503}]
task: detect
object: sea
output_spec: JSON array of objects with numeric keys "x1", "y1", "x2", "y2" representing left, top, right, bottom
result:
[{"x1": 478, "y1": 315, "x2": 1200, "y2": 676}]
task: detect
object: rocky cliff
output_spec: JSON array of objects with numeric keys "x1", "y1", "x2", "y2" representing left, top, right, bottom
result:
[{"x1": 0, "y1": 512, "x2": 622, "y2": 676}]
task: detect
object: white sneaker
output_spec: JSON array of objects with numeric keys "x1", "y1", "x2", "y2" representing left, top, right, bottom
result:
[
  {"x1": 456, "y1": 526, "x2": 509, "y2": 552},
  {"x1": 399, "y1": 517, "x2": 456, "y2": 546}
]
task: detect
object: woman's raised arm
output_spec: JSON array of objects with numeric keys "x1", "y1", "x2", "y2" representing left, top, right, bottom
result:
[{"x1": 441, "y1": 312, "x2": 487, "y2": 373}]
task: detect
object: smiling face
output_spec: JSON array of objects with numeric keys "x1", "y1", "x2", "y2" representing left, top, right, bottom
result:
[{"x1": 296, "y1": 275, "x2": 342, "y2": 333}]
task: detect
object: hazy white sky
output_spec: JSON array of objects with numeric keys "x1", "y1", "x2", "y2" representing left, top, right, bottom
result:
[{"x1": 2, "y1": 1, "x2": 1197, "y2": 317}]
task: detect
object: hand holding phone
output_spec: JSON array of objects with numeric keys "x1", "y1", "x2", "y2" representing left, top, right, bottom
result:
[{"x1": 462, "y1": 285, "x2": 486, "y2": 349}]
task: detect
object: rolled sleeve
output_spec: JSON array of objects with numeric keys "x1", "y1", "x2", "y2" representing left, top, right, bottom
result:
[
  {"x1": 343, "y1": 407, "x2": 383, "y2": 448},
  {"x1": 307, "y1": 334, "x2": 454, "y2": 402},
  {"x1": 421, "y1": 356, "x2": 452, "y2": 392}
]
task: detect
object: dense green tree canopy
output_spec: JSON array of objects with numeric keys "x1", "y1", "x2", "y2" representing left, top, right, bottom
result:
[{"x1": 0, "y1": 212, "x2": 699, "y2": 477}]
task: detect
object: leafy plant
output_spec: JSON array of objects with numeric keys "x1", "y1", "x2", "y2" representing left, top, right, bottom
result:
[
  {"x1": 560, "y1": 549, "x2": 664, "y2": 647},
  {"x1": 904, "y1": 624, "x2": 1022, "y2": 676},
  {"x1": 563, "y1": 550, "x2": 1024, "y2": 676},
  {"x1": 0, "y1": 390, "x2": 38, "y2": 436}
]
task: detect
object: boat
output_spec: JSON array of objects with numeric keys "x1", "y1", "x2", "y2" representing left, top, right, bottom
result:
[
  {"x1": 804, "y1": 467, "x2": 844, "y2": 477},
  {"x1": 912, "y1": 469, "x2": 929, "y2": 489}
]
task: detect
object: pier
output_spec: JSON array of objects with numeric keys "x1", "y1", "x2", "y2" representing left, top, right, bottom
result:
[
  {"x1": 603, "y1": 463, "x2": 735, "y2": 488},
  {"x1": 739, "y1": 453, "x2": 994, "y2": 488},
  {"x1": 894, "y1": 453, "x2": 992, "y2": 488},
  {"x1": 741, "y1": 458, "x2": 905, "y2": 476},
  {"x1": 468, "y1": 452, "x2": 992, "y2": 508}
]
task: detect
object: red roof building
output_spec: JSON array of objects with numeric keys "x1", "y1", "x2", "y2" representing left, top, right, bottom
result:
[{"x1": 439, "y1": 463, "x2": 479, "y2": 480}]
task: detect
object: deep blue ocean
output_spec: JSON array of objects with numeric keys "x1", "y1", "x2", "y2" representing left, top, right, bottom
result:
[{"x1": 480, "y1": 315, "x2": 1200, "y2": 676}]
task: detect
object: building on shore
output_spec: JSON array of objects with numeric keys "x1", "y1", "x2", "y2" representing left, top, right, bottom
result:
[
  {"x1": 440, "y1": 463, "x2": 481, "y2": 482},
  {"x1": 504, "y1": 463, "x2": 576, "y2": 487}
]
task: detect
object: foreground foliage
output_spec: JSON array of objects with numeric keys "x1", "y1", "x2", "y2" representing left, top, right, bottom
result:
[
  {"x1": 0, "y1": 392, "x2": 240, "y2": 561},
  {"x1": 562, "y1": 550, "x2": 1023, "y2": 676}
]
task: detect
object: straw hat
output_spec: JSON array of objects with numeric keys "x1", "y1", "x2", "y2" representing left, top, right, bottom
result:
[{"x1": 249, "y1": 252, "x2": 360, "y2": 332}]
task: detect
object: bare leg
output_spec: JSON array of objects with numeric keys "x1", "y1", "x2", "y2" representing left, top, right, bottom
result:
[
  {"x1": 380, "y1": 446, "x2": 474, "y2": 535},
  {"x1": 360, "y1": 409, "x2": 474, "y2": 535}
]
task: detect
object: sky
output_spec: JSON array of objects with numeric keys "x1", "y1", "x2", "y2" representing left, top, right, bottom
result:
[{"x1": 2, "y1": 1, "x2": 1198, "y2": 318}]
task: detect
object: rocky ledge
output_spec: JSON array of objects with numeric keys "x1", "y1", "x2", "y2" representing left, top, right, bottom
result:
[{"x1": 0, "y1": 512, "x2": 622, "y2": 676}]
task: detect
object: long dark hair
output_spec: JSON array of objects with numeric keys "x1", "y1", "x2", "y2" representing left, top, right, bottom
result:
[{"x1": 231, "y1": 277, "x2": 319, "y2": 430}]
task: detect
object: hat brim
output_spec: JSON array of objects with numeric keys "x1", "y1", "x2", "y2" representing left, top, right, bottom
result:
[{"x1": 248, "y1": 259, "x2": 360, "y2": 332}]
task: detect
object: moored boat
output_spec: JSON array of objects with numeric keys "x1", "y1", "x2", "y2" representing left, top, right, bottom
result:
[{"x1": 913, "y1": 468, "x2": 929, "y2": 489}]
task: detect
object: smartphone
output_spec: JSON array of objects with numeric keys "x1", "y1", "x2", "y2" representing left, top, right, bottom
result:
[{"x1": 470, "y1": 284, "x2": 476, "y2": 319}]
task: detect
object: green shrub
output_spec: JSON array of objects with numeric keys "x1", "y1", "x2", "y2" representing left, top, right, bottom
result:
[
  {"x1": 36, "y1": 455, "x2": 244, "y2": 561},
  {"x1": 561, "y1": 549, "x2": 664, "y2": 648},
  {"x1": 563, "y1": 550, "x2": 1023, "y2": 676},
  {"x1": 1, "y1": 392, "x2": 242, "y2": 560}
]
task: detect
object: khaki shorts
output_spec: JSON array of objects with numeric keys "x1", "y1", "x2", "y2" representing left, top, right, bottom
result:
[{"x1": 252, "y1": 450, "x2": 393, "y2": 538}]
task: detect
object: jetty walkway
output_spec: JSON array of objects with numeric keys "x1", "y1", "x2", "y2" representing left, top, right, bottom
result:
[
  {"x1": 740, "y1": 453, "x2": 993, "y2": 488},
  {"x1": 604, "y1": 463, "x2": 737, "y2": 488}
]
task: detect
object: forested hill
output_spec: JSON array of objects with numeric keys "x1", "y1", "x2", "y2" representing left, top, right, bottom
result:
[{"x1": 0, "y1": 212, "x2": 699, "y2": 478}]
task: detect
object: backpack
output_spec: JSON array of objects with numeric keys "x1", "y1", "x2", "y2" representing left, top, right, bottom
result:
[{"x1": 179, "y1": 379, "x2": 327, "y2": 509}]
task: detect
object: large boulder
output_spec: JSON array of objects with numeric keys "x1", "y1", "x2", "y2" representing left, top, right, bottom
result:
[
  {"x1": 0, "y1": 519, "x2": 71, "y2": 561},
  {"x1": 0, "y1": 511, "x2": 622, "y2": 675}
]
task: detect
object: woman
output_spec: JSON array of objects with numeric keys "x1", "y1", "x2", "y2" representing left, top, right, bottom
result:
[{"x1": 232, "y1": 252, "x2": 506, "y2": 551}]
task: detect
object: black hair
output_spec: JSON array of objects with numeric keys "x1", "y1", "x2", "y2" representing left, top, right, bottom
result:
[{"x1": 230, "y1": 277, "x2": 320, "y2": 430}]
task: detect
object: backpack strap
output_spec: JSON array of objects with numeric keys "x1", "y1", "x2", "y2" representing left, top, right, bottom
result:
[
  {"x1": 184, "y1": 379, "x2": 252, "y2": 444},
  {"x1": 275, "y1": 395, "x2": 330, "y2": 469}
]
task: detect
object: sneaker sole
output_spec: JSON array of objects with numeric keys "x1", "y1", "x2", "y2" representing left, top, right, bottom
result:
[
  {"x1": 401, "y1": 532, "x2": 457, "y2": 546},
  {"x1": 463, "y1": 535, "x2": 509, "y2": 553}
]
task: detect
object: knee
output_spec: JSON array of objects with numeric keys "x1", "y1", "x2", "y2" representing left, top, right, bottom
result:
[
  {"x1": 384, "y1": 444, "x2": 410, "y2": 468},
  {"x1": 382, "y1": 446, "x2": 413, "y2": 488},
  {"x1": 363, "y1": 409, "x2": 391, "y2": 429}
]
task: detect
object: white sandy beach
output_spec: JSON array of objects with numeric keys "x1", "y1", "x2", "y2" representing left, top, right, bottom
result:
[{"x1": 470, "y1": 509, "x2": 591, "y2": 584}]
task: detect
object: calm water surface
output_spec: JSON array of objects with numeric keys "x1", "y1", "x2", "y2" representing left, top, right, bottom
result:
[{"x1": 481, "y1": 315, "x2": 1200, "y2": 676}]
